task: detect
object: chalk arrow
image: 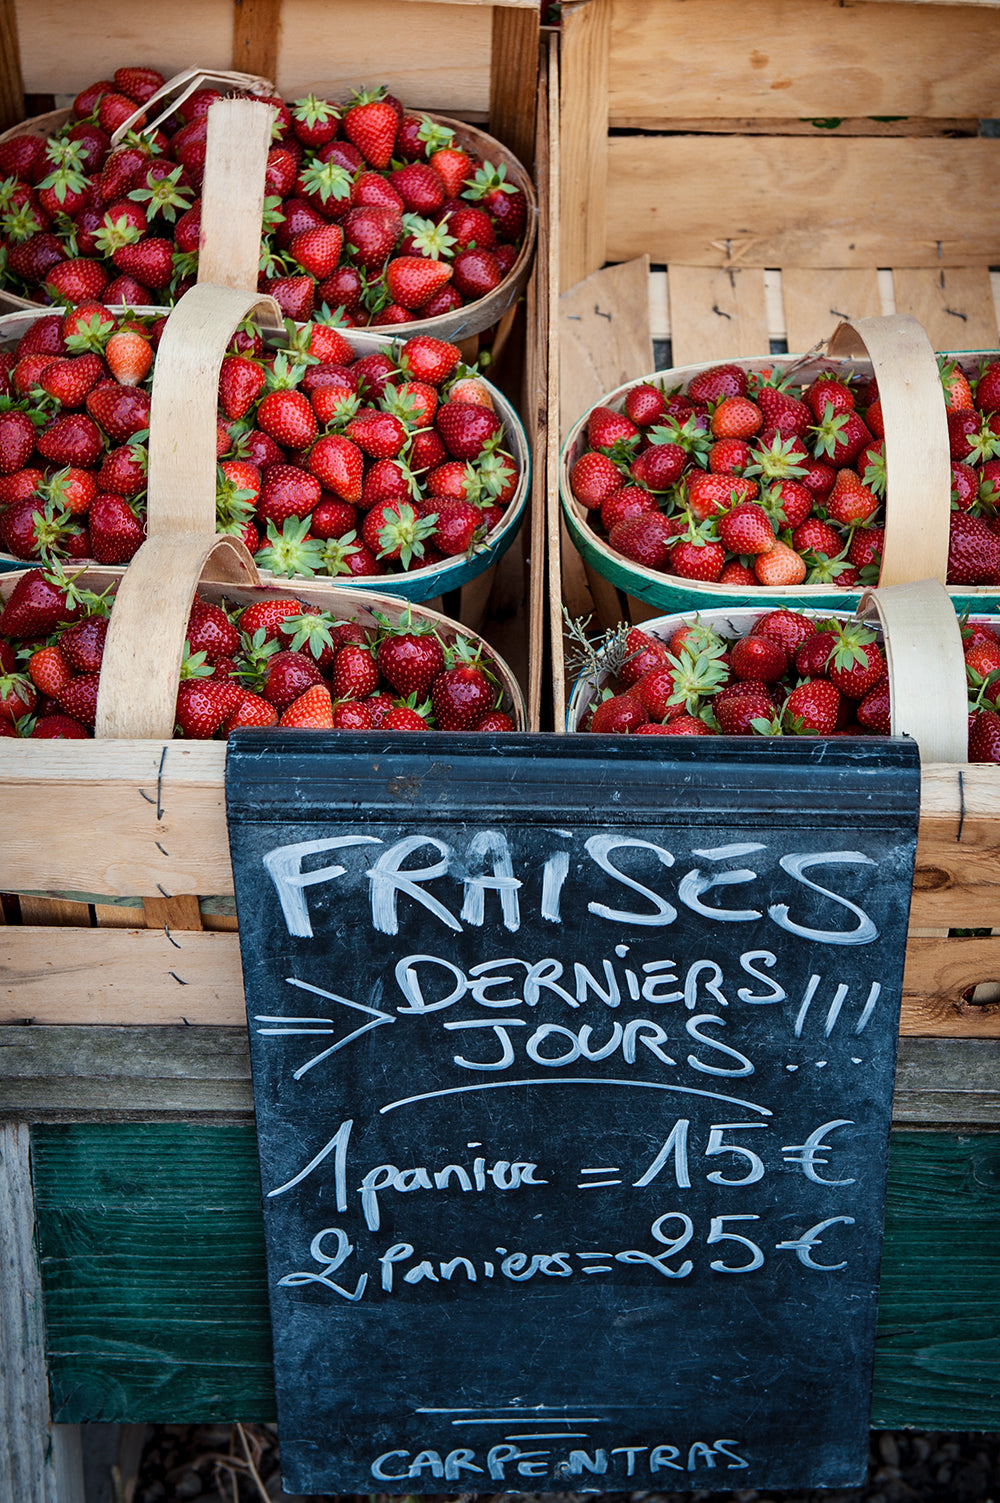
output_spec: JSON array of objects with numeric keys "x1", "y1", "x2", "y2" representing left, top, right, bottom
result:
[{"x1": 254, "y1": 976, "x2": 394, "y2": 1078}]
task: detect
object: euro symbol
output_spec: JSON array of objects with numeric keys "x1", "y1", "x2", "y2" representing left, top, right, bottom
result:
[
  {"x1": 776, "y1": 1216, "x2": 855, "y2": 1271},
  {"x1": 781, "y1": 1118, "x2": 856, "y2": 1184}
]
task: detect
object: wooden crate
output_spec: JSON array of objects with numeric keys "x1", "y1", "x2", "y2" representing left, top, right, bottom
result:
[
  {"x1": 559, "y1": 0, "x2": 1000, "y2": 356},
  {"x1": 547, "y1": 7, "x2": 1000, "y2": 1045},
  {"x1": 2, "y1": 0, "x2": 539, "y2": 167}
]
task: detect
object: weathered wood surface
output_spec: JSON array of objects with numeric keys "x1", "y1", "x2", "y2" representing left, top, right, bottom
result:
[
  {"x1": 558, "y1": 0, "x2": 609, "y2": 289},
  {"x1": 605, "y1": 137, "x2": 1000, "y2": 270},
  {"x1": 606, "y1": 0, "x2": 1000, "y2": 122},
  {"x1": 0, "y1": 1121, "x2": 85, "y2": 1503},
  {"x1": 26, "y1": 1123, "x2": 1000, "y2": 1429},
  {"x1": 3, "y1": 1030, "x2": 998, "y2": 1125}
]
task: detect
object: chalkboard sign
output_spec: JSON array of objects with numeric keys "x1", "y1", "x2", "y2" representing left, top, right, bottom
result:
[{"x1": 225, "y1": 732, "x2": 920, "y2": 1497}]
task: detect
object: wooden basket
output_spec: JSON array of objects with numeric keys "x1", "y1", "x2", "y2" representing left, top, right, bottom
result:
[
  {"x1": 0, "y1": 96, "x2": 537, "y2": 344},
  {"x1": 0, "y1": 533, "x2": 527, "y2": 1027},
  {"x1": 561, "y1": 577, "x2": 1000, "y2": 1036},
  {"x1": 560, "y1": 312, "x2": 984, "y2": 618}
]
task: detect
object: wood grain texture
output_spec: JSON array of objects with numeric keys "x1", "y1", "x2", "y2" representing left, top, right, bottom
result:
[
  {"x1": 902, "y1": 937, "x2": 1000, "y2": 1033},
  {"x1": 489, "y1": 3, "x2": 539, "y2": 169},
  {"x1": 559, "y1": 0, "x2": 610, "y2": 289},
  {"x1": 13, "y1": 0, "x2": 233, "y2": 96},
  {"x1": 605, "y1": 0, "x2": 1000, "y2": 122},
  {"x1": 559, "y1": 257, "x2": 652, "y2": 438},
  {"x1": 667, "y1": 264, "x2": 770, "y2": 364},
  {"x1": 0, "y1": 0, "x2": 24, "y2": 132},
  {"x1": 0, "y1": 927, "x2": 245, "y2": 1026},
  {"x1": 26, "y1": 1124, "x2": 1000, "y2": 1428},
  {"x1": 605, "y1": 137, "x2": 1000, "y2": 269},
  {"x1": 3, "y1": 1030, "x2": 998, "y2": 1125},
  {"x1": 231, "y1": 0, "x2": 282, "y2": 79},
  {"x1": 782, "y1": 267, "x2": 883, "y2": 350},
  {"x1": 198, "y1": 100, "x2": 278, "y2": 292},
  {"x1": 891, "y1": 265, "x2": 1000, "y2": 350}
]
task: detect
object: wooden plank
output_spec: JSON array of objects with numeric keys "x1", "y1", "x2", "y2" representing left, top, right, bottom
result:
[
  {"x1": 5, "y1": 1029, "x2": 999, "y2": 1125},
  {"x1": 610, "y1": 116, "x2": 979, "y2": 137},
  {"x1": 605, "y1": 0, "x2": 1000, "y2": 122},
  {"x1": 559, "y1": 257, "x2": 652, "y2": 437},
  {"x1": 141, "y1": 895, "x2": 204, "y2": 932},
  {"x1": 911, "y1": 765, "x2": 1000, "y2": 928},
  {"x1": 0, "y1": 1120, "x2": 85, "y2": 1502},
  {"x1": 231, "y1": 0, "x2": 281, "y2": 78},
  {"x1": 605, "y1": 136, "x2": 1000, "y2": 269},
  {"x1": 274, "y1": 0, "x2": 493, "y2": 114},
  {"x1": 27, "y1": 1124, "x2": 1000, "y2": 1428},
  {"x1": 488, "y1": 3, "x2": 539, "y2": 169},
  {"x1": 0, "y1": 0, "x2": 24, "y2": 132},
  {"x1": 13, "y1": 0, "x2": 233, "y2": 97},
  {"x1": 891, "y1": 265, "x2": 1000, "y2": 351},
  {"x1": 667, "y1": 264, "x2": 770, "y2": 363},
  {"x1": 559, "y1": 0, "x2": 610, "y2": 290},
  {"x1": 782, "y1": 267, "x2": 883, "y2": 352},
  {"x1": 902, "y1": 937, "x2": 1000, "y2": 1034},
  {"x1": 18, "y1": 897, "x2": 91, "y2": 927},
  {"x1": 0, "y1": 741, "x2": 232, "y2": 897},
  {"x1": 0, "y1": 927, "x2": 244, "y2": 1026}
]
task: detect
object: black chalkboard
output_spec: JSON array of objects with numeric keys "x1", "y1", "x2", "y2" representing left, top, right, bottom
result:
[{"x1": 225, "y1": 732, "x2": 920, "y2": 1497}]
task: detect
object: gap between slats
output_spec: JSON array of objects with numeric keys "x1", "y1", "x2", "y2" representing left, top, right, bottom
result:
[{"x1": 648, "y1": 266, "x2": 1000, "y2": 363}]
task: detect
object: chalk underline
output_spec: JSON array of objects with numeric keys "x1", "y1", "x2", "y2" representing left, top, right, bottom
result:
[{"x1": 379, "y1": 1077, "x2": 770, "y2": 1115}]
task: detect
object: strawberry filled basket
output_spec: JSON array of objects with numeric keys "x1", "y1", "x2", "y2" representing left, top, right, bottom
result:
[
  {"x1": 0, "y1": 66, "x2": 537, "y2": 345},
  {"x1": 564, "y1": 578, "x2": 987, "y2": 765},
  {"x1": 0, "y1": 286, "x2": 530, "y2": 605},
  {"x1": 560, "y1": 313, "x2": 1000, "y2": 620}
]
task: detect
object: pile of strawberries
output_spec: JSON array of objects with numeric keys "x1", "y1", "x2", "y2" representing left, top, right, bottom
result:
[
  {"x1": 0, "y1": 564, "x2": 518, "y2": 737},
  {"x1": 0, "y1": 67, "x2": 529, "y2": 324},
  {"x1": 0, "y1": 309, "x2": 521, "y2": 580},
  {"x1": 569, "y1": 607, "x2": 1000, "y2": 761},
  {"x1": 568, "y1": 357, "x2": 1000, "y2": 589}
]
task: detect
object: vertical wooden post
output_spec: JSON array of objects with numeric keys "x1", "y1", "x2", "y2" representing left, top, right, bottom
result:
[
  {"x1": 559, "y1": 0, "x2": 611, "y2": 291},
  {"x1": 0, "y1": 0, "x2": 25, "y2": 131},
  {"x1": 232, "y1": 0, "x2": 283, "y2": 82},
  {"x1": 489, "y1": 5, "x2": 541, "y2": 171},
  {"x1": 0, "y1": 1122, "x2": 85, "y2": 1503}
]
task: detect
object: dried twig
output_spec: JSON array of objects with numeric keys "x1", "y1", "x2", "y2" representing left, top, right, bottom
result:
[{"x1": 236, "y1": 1421, "x2": 272, "y2": 1502}]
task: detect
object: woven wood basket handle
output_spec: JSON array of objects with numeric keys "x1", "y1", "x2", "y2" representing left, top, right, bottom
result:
[
  {"x1": 109, "y1": 66, "x2": 276, "y2": 147},
  {"x1": 94, "y1": 533, "x2": 261, "y2": 739},
  {"x1": 826, "y1": 314, "x2": 950, "y2": 588},
  {"x1": 146, "y1": 283, "x2": 283, "y2": 536},
  {"x1": 859, "y1": 579, "x2": 967, "y2": 763}
]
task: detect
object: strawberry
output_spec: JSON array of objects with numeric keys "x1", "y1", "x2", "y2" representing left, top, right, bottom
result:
[
  {"x1": 624, "y1": 384, "x2": 668, "y2": 427},
  {"x1": 176, "y1": 678, "x2": 240, "y2": 739},
  {"x1": 265, "y1": 275, "x2": 315, "y2": 322},
  {"x1": 377, "y1": 627, "x2": 445, "y2": 698},
  {"x1": 88, "y1": 493, "x2": 144, "y2": 563},
  {"x1": 385, "y1": 255, "x2": 453, "y2": 311},
  {"x1": 28, "y1": 643, "x2": 72, "y2": 698},
  {"x1": 289, "y1": 224, "x2": 344, "y2": 280},
  {"x1": 804, "y1": 375, "x2": 854, "y2": 421},
  {"x1": 601, "y1": 484, "x2": 658, "y2": 533},
  {"x1": 436, "y1": 402, "x2": 501, "y2": 460},
  {"x1": 975, "y1": 362, "x2": 1000, "y2": 416},
  {"x1": 825, "y1": 468, "x2": 879, "y2": 528},
  {"x1": 0, "y1": 411, "x2": 39, "y2": 475},
  {"x1": 331, "y1": 642, "x2": 381, "y2": 699},
  {"x1": 969, "y1": 708, "x2": 1000, "y2": 763},
  {"x1": 37, "y1": 412, "x2": 104, "y2": 468},
  {"x1": 715, "y1": 681, "x2": 775, "y2": 735},
  {"x1": 219, "y1": 355, "x2": 266, "y2": 422},
  {"x1": 809, "y1": 405, "x2": 872, "y2": 467},
  {"x1": 688, "y1": 364, "x2": 748, "y2": 404},
  {"x1": 280, "y1": 682, "x2": 335, "y2": 727},
  {"x1": 948, "y1": 510, "x2": 1000, "y2": 585},
  {"x1": 55, "y1": 671, "x2": 101, "y2": 727},
  {"x1": 383, "y1": 704, "x2": 432, "y2": 731},
  {"x1": 103, "y1": 329, "x2": 152, "y2": 389},
  {"x1": 754, "y1": 608, "x2": 817, "y2": 658},
  {"x1": 38, "y1": 353, "x2": 105, "y2": 408},
  {"x1": 224, "y1": 691, "x2": 280, "y2": 731},
  {"x1": 730, "y1": 635, "x2": 787, "y2": 683},
  {"x1": 792, "y1": 517, "x2": 843, "y2": 559},
  {"x1": 630, "y1": 442, "x2": 684, "y2": 492},
  {"x1": 711, "y1": 395, "x2": 762, "y2": 439},
  {"x1": 669, "y1": 534, "x2": 727, "y2": 583},
  {"x1": 590, "y1": 693, "x2": 649, "y2": 734},
  {"x1": 238, "y1": 598, "x2": 308, "y2": 642},
  {"x1": 398, "y1": 335, "x2": 461, "y2": 386},
  {"x1": 308, "y1": 435, "x2": 364, "y2": 504},
  {"x1": 0, "y1": 565, "x2": 89, "y2": 636},
  {"x1": 0, "y1": 669, "x2": 37, "y2": 723},
  {"x1": 429, "y1": 146, "x2": 472, "y2": 199},
  {"x1": 763, "y1": 478, "x2": 812, "y2": 529},
  {"x1": 784, "y1": 679, "x2": 841, "y2": 734},
  {"x1": 86, "y1": 381, "x2": 151, "y2": 442},
  {"x1": 753, "y1": 541, "x2": 807, "y2": 586},
  {"x1": 686, "y1": 471, "x2": 757, "y2": 521},
  {"x1": 857, "y1": 678, "x2": 892, "y2": 735},
  {"x1": 708, "y1": 437, "x2": 752, "y2": 475},
  {"x1": 587, "y1": 405, "x2": 638, "y2": 452},
  {"x1": 31, "y1": 712, "x2": 89, "y2": 739},
  {"x1": 718, "y1": 502, "x2": 775, "y2": 556},
  {"x1": 342, "y1": 93, "x2": 399, "y2": 169},
  {"x1": 607, "y1": 512, "x2": 676, "y2": 570},
  {"x1": 187, "y1": 600, "x2": 240, "y2": 664},
  {"x1": 431, "y1": 499, "x2": 484, "y2": 555},
  {"x1": 345, "y1": 409, "x2": 408, "y2": 459},
  {"x1": 262, "y1": 649, "x2": 325, "y2": 709},
  {"x1": 257, "y1": 388, "x2": 317, "y2": 450}
]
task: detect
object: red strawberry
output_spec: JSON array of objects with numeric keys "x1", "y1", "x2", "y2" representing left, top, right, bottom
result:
[
  {"x1": 784, "y1": 679, "x2": 841, "y2": 734},
  {"x1": 630, "y1": 442, "x2": 685, "y2": 492},
  {"x1": 570, "y1": 452, "x2": 623, "y2": 510},
  {"x1": 385, "y1": 256, "x2": 453, "y2": 311},
  {"x1": 711, "y1": 395, "x2": 762, "y2": 439},
  {"x1": 754, "y1": 609, "x2": 817, "y2": 658},
  {"x1": 28, "y1": 643, "x2": 72, "y2": 698},
  {"x1": 688, "y1": 363, "x2": 748, "y2": 404},
  {"x1": 309, "y1": 435, "x2": 364, "y2": 504},
  {"x1": 607, "y1": 512, "x2": 676, "y2": 570},
  {"x1": 263, "y1": 649, "x2": 324, "y2": 709},
  {"x1": 346, "y1": 409, "x2": 408, "y2": 459},
  {"x1": 86, "y1": 381, "x2": 151, "y2": 442},
  {"x1": 669, "y1": 535, "x2": 727, "y2": 583},
  {"x1": 601, "y1": 484, "x2": 658, "y2": 533},
  {"x1": 754, "y1": 542, "x2": 807, "y2": 586},
  {"x1": 38, "y1": 353, "x2": 105, "y2": 408},
  {"x1": 709, "y1": 437, "x2": 752, "y2": 475},
  {"x1": 257, "y1": 389, "x2": 317, "y2": 450},
  {"x1": 590, "y1": 693, "x2": 649, "y2": 734},
  {"x1": 718, "y1": 502, "x2": 776, "y2": 556},
  {"x1": 624, "y1": 384, "x2": 667, "y2": 427},
  {"x1": 103, "y1": 329, "x2": 152, "y2": 387},
  {"x1": 804, "y1": 375, "x2": 854, "y2": 421},
  {"x1": 857, "y1": 678, "x2": 892, "y2": 735},
  {"x1": 88, "y1": 494, "x2": 145, "y2": 563},
  {"x1": 280, "y1": 682, "x2": 335, "y2": 727},
  {"x1": 715, "y1": 680, "x2": 776, "y2": 735},
  {"x1": 257, "y1": 465, "x2": 322, "y2": 528},
  {"x1": 265, "y1": 274, "x2": 315, "y2": 322},
  {"x1": 31, "y1": 712, "x2": 89, "y2": 739},
  {"x1": 686, "y1": 471, "x2": 757, "y2": 521},
  {"x1": 175, "y1": 678, "x2": 240, "y2": 739},
  {"x1": 342, "y1": 95, "x2": 399, "y2": 169},
  {"x1": 331, "y1": 642, "x2": 381, "y2": 699},
  {"x1": 451, "y1": 248, "x2": 503, "y2": 299},
  {"x1": 825, "y1": 468, "x2": 879, "y2": 527},
  {"x1": 0, "y1": 411, "x2": 39, "y2": 475},
  {"x1": 975, "y1": 362, "x2": 1000, "y2": 417},
  {"x1": 377, "y1": 630, "x2": 445, "y2": 699},
  {"x1": 969, "y1": 708, "x2": 1000, "y2": 763},
  {"x1": 187, "y1": 600, "x2": 240, "y2": 664},
  {"x1": 948, "y1": 510, "x2": 1000, "y2": 585},
  {"x1": 219, "y1": 356, "x2": 266, "y2": 421},
  {"x1": 730, "y1": 635, "x2": 787, "y2": 683},
  {"x1": 238, "y1": 598, "x2": 308, "y2": 642},
  {"x1": 37, "y1": 412, "x2": 104, "y2": 468},
  {"x1": 56, "y1": 671, "x2": 101, "y2": 727},
  {"x1": 383, "y1": 704, "x2": 432, "y2": 731},
  {"x1": 792, "y1": 517, "x2": 843, "y2": 559},
  {"x1": 756, "y1": 384, "x2": 812, "y2": 438}
]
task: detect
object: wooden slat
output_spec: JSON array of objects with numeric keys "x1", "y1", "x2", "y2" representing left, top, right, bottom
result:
[
  {"x1": 13, "y1": 0, "x2": 233, "y2": 96},
  {"x1": 141, "y1": 895, "x2": 204, "y2": 932},
  {"x1": 902, "y1": 937, "x2": 1000, "y2": 1033},
  {"x1": 26, "y1": 1125, "x2": 1000, "y2": 1428},
  {"x1": 891, "y1": 265, "x2": 1000, "y2": 350},
  {"x1": 488, "y1": 2, "x2": 539, "y2": 169},
  {"x1": 2, "y1": 1028, "x2": 997, "y2": 1125},
  {"x1": 911, "y1": 764, "x2": 1000, "y2": 928},
  {"x1": 274, "y1": 0, "x2": 493, "y2": 114},
  {"x1": 667, "y1": 264, "x2": 770, "y2": 364},
  {"x1": 1, "y1": 928, "x2": 245, "y2": 1026},
  {"x1": 782, "y1": 267, "x2": 883, "y2": 352},
  {"x1": 605, "y1": 137, "x2": 1000, "y2": 269},
  {"x1": 559, "y1": 0, "x2": 610, "y2": 290},
  {"x1": 610, "y1": 116, "x2": 979, "y2": 137},
  {"x1": 0, "y1": 0, "x2": 24, "y2": 131},
  {"x1": 606, "y1": 0, "x2": 1000, "y2": 122},
  {"x1": 559, "y1": 256, "x2": 652, "y2": 437},
  {"x1": 17, "y1": 897, "x2": 91, "y2": 927},
  {"x1": 231, "y1": 0, "x2": 281, "y2": 78}
]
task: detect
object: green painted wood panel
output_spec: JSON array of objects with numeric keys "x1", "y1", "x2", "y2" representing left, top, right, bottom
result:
[{"x1": 28, "y1": 1125, "x2": 1000, "y2": 1429}]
